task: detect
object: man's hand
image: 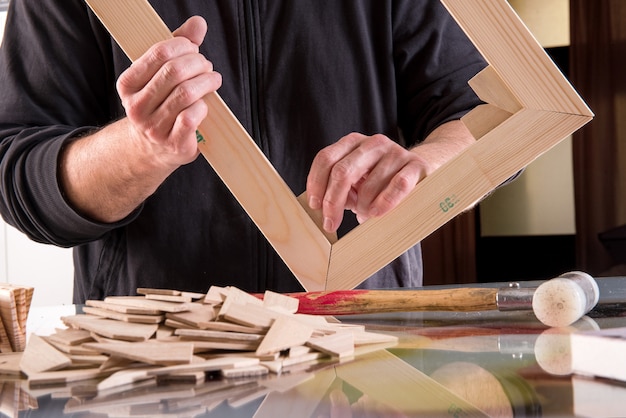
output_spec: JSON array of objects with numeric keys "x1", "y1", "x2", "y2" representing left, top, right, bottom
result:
[
  {"x1": 116, "y1": 16, "x2": 222, "y2": 170},
  {"x1": 306, "y1": 120, "x2": 476, "y2": 233},
  {"x1": 60, "y1": 16, "x2": 222, "y2": 223},
  {"x1": 306, "y1": 133, "x2": 430, "y2": 233}
]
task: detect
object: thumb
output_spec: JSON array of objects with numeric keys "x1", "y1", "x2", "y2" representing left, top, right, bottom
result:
[{"x1": 173, "y1": 16, "x2": 208, "y2": 47}]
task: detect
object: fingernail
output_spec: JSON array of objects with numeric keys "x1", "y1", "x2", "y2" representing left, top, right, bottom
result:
[
  {"x1": 323, "y1": 217, "x2": 333, "y2": 232},
  {"x1": 308, "y1": 196, "x2": 321, "y2": 210}
]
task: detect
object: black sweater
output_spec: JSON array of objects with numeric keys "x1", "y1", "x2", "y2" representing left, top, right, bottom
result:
[{"x1": 0, "y1": 0, "x2": 485, "y2": 302}]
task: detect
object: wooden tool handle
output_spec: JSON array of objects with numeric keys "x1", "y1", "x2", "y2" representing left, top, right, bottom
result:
[{"x1": 286, "y1": 288, "x2": 499, "y2": 315}]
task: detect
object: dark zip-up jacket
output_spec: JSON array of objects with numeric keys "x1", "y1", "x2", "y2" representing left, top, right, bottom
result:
[{"x1": 0, "y1": 0, "x2": 485, "y2": 302}]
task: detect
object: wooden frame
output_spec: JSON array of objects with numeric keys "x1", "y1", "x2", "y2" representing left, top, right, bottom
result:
[{"x1": 84, "y1": 0, "x2": 592, "y2": 292}]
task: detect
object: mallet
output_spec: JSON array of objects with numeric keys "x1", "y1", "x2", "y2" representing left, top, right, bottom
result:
[{"x1": 284, "y1": 271, "x2": 599, "y2": 328}]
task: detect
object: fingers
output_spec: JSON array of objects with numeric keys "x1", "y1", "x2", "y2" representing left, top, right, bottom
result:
[
  {"x1": 307, "y1": 133, "x2": 427, "y2": 233},
  {"x1": 115, "y1": 16, "x2": 222, "y2": 168},
  {"x1": 172, "y1": 15, "x2": 208, "y2": 46},
  {"x1": 356, "y1": 151, "x2": 427, "y2": 222},
  {"x1": 119, "y1": 44, "x2": 215, "y2": 123},
  {"x1": 307, "y1": 133, "x2": 375, "y2": 233}
]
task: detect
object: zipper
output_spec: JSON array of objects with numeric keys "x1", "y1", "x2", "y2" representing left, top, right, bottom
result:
[
  {"x1": 243, "y1": 0, "x2": 262, "y2": 145},
  {"x1": 243, "y1": 0, "x2": 271, "y2": 290}
]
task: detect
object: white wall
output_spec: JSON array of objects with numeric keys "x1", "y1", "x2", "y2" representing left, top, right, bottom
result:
[
  {"x1": 0, "y1": 10, "x2": 74, "y2": 307},
  {"x1": 508, "y1": 0, "x2": 570, "y2": 48},
  {"x1": 480, "y1": 137, "x2": 576, "y2": 236}
]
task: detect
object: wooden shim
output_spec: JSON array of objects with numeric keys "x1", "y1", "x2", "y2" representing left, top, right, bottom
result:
[
  {"x1": 306, "y1": 332, "x2": 355, "y2": 358},
  {"x1": 468, "y1": 65, "x2": 522, "y2": 114},
  {"x1": 5, "y1": 285, "x2": 34, "y2": 352},
  {"x1": 27, "y1": 368, "x2": 111, "y2": 387},
  {"x1": 462, "y1": 104, "x2": 512, "y2": 140},
  {"x1": 0, "y1": 284, "x2": 33, "y2": 329},
  {"x1": 263, "y1": 290, "x2": 299, "y2": 314},
  {"x1": 204, "y1": 286, "x2": 228, "y2": 305},
  {"x1": 19, "y1": 334, "x2": 71, "y2": 376},
  {"x1": 174, "y1": 329, "x2": 263, "y2": 343},
  {"x1": 44, "y1": 338, "x2": 101, "y2": 356},
  {"x1": 256, "y1": 316, "x2": 314, "y2": 356},
  {"x1": 82, "y1": 306, "x2": 164, "y2": 324},
  {"x1": 98, "y1": 355, "x2": 137, "y2": 372},
  {"x1": 102, "y1": 296, "x2": 192, "y2": 313},
  {"x1": 217, "y1": 287, "x2": 263, "y2": 318},
  {"x1": 47, "y1": 329, "x2": 94, "y2": 346},
  {"x1": 156, "y1": 325, "x2": 176, "y2": 340},
  {"x1": 194, "y1": 320, "x2": 265, "y2": 334},
  {"x1": 163, "y1": 319, "x2": 193, "y2": 329},
  {"x1": 213, "y1": 351, "x2": 279, "y2": 361},
  {"x1": 67, "y1": 353, "x2": 109, "y2": 366},
  {"x1": 145, "y1": 294, "x2": 192, "y2": 303},
  {"x1": 181, "y1": 291, "x2": 207, "y2": 300},
  {"x1": 296, "y1": 191, "x2": 338, "y2": 244},
  {"x1": 0, "y1": 288, "x2": 20, "y2": 352},
  {"x1": 288, "y1": 345, "x2": 313, "y2": 358},
  {"x1": 88, "y1": 332, "x2": 119, "y2": 344},
  {"x1": 0, "y1": 317, "x2": 12, "y2": 353},
  {"x1": 84, "y1": 0, "x2": 592, "y2": 293},
  {"x1": 86, "y1": 299, "x2": 161, "y2": 315},
  {"x1": 62, "y1": 315, "x2": 158, "y2": 342},
  {"x1": 185, "y1": 340, "x2": 260, "y2": 352},
  {"x1": 0, "y1": 353, "x2": 23, "y2": 376},
  {"x1": 165, "y1": 303, "x2": 216, "y2": 328},
  {"x1": 137, "y1": 288, "x2": 181, "y2": 296},
  {"x1": 83, "y1": 341, "x2": 194, "y2": 366},
  {"x1": 222, "y1": 303, "x2": 275, "y2": 329}
]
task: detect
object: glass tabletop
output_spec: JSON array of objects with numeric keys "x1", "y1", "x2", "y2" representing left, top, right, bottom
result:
[{"x1": 7, "y1": 276, "x2": 626, "y2": 417}]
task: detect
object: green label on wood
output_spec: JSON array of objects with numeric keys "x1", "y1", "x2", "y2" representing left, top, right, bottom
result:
[{"x1": 439, "y1": 195, "x2": 459, "y2": 213}]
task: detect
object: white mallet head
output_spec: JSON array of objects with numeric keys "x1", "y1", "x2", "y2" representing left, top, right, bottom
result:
[{"x1": 532, "y1": 271, "x2": 599, "y2": 328}]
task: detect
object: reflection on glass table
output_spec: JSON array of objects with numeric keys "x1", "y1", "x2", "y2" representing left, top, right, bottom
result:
[{"x1": 3, "y1": 276, "x2": 626, "y2": 417}]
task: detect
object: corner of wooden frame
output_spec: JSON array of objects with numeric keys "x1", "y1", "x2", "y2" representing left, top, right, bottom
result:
[{"x1": 324, "y1": 0, "x2": 593, "y2": 290}]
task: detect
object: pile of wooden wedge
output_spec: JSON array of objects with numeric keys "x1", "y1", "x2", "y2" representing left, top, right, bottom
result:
[{"x1": 17, "y1": 285, "x2": 397, "y2": 392}]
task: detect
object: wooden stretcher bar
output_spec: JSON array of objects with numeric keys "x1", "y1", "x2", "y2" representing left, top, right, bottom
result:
[{"x1": 84, "y1": 0, "x2": 592, "y2": 291}]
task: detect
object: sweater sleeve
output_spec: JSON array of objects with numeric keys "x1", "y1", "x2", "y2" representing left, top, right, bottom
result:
[
  {"x1": 392, "y1": 0, "x2": 486, "y2": 145},
  {"x1": 0, "y1": 0, "x2": 138, "y2": 246}
]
